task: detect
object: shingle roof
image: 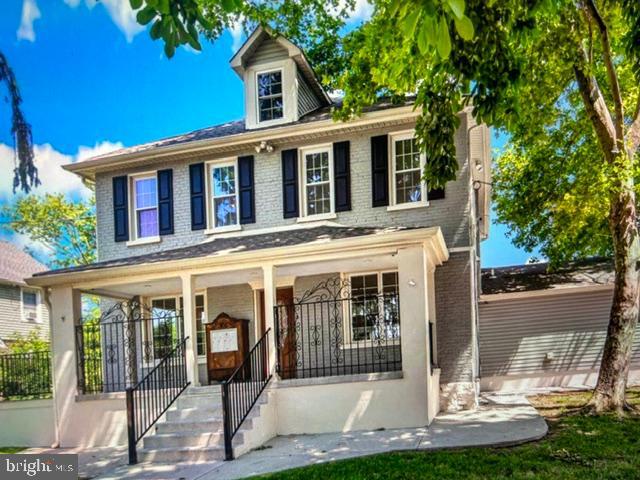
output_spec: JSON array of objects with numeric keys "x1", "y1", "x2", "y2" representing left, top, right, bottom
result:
[
  {"x1": 84, "y1": 98, "x2": 416, "y2": 163},
  {"x1": 0, "y1": 241, "x2": 47, "y2": 285},
  {"x1": 481, "y1": 257, "x2": 614, "y2": 295},
  {"x1": 34, "y1": 225, "x2": 418, "y2": 277}
]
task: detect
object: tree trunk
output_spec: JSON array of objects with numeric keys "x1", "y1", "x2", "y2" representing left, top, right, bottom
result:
[{"x1": 592, "y1": 175, "x2": 640, "y2": 413}]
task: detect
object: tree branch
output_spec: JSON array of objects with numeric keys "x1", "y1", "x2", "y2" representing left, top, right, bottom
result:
[
  {"x1": 573, "y1": 47, "x2": 617, "y2": 160},
  {"x1": 583, "y1": 0, "x2": 624, "y2": 143}
]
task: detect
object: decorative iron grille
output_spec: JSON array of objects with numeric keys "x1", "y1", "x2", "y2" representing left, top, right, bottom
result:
[
  {"x1": 76, "y1": 300, "x2": 184, "y2": 394},
  {"x1": 274, "y1": 277, "x2": 402, "y2": 379}
]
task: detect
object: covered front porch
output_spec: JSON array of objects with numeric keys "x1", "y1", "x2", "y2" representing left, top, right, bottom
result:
[{"x1": 33, "y1": 225, "x2": 448, "y2": 449}]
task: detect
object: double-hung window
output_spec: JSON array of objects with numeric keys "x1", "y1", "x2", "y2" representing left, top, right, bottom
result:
[
  {"x1": 301, "y1": 146, "x2": 333, "y2": 217},
  {"x1": 210, "y1": 162, "x2": 239, "y2": 230},
  {"x1": 132, "y1": 175, "x2": 159, "y2": 239},
  {"x1": 257, "y1": 70, "x2": 283, "y2": 122},
  {"x1": 391, "y1": 134, "x2": 425, "y2": 206},
  {"x1": 22, "y1": 288, "x2": 39, "y2": 323},
  {"x1": 348, "y1": 271, "x2": 400, "y2": 343}
]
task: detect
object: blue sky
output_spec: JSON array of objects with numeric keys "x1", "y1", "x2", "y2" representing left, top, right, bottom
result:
[{"x1": 0, "y1": 0, "x2": 537, "y2": 267}]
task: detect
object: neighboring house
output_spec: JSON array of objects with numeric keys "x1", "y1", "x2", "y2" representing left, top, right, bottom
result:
[
  {"x1": 29, "y1": 27, "x2": 491, "y2": 459},
  {"x1": 0, "y1": 242, "x2": 49, "y2": 350},
  {"x1": 479, "y1": 258, "x2": 640, "y2": 392}
]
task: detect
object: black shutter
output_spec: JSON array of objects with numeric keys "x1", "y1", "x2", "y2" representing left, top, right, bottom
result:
[
  {"x1": 189, "y1": 163, "x2": 206, "y2": 230},
  {"x1": 157, "y1": 169, "x2": 174, "y2": 235},
  {"x1": 428, "y1": 187, "x2": 445, "y2": 200},
  {"x1": 112, "y1": 176, "x2": 129, "y2": 242},
  {"x1": 371, "y1": 135, "x2": 389, "y2": 207},
  {"x1": 333, "y1": 141, "x2": 351, "y2": 212},
  {"x1": 281, "y1": 149, "x2": 299, "y2": 218},
  {"x1": 238, "y1": 155, "x2": 255, "y2": 224}
]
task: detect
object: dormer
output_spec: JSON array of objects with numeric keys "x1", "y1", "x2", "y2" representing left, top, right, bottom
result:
[{"x1": 230, "y1": 27, "x2": 332, "y2": 130}]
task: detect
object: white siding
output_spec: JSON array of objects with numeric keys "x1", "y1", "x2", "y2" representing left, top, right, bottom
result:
[
  {"x1": 479, "y1": 287, "x2": 640, "y2": 385},
  {"x1": 297, "y1": 71, "x2": 321, "y2": 116},
  {"x1": 0, "y1": 284, "x2": 49, "y2": 343},
  {"x1": 250, "y1": 38, "x2": 289, "y2": 66}
]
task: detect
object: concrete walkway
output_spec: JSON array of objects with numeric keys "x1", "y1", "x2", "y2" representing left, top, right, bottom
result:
[{"x1": 31, "y1": 394, "x2": 547, "y2": 480}]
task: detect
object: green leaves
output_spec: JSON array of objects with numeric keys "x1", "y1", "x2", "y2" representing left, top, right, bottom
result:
[
  {"x1": 454, "y1": 15, "x2": 474, "y2": 41},
  {"x1": 436, "y1": 15, "x2": 452, "y2": 58},
  {"x1": 136, "y1": 6, "x2": 157, "y2": 25}
]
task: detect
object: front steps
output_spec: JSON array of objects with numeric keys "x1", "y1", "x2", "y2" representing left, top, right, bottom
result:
[{"x1": 137, "y1": 385, "x2": 264, "y2": 463}]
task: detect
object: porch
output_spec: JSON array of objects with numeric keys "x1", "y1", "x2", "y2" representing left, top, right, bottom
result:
[{"x1": 33, "y1": 225, "x2": 448, "y2": 453}]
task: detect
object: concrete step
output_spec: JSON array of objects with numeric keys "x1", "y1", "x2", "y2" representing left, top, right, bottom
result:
[
  {"x1": 186, "y1": 385, "x2": 222, "y2": 396},
  {"x1": 165, "y1": 406, "x2": 222, "y2": 422},
  {"x1": 138, "y1": 445, "x2": 226, "y2": 463},
  {"x1": 144, "y1": 431, "x2": 238, "y2": 449},
  {"x1": 155, "y1": 419, "x2": 223, "y2": 434},
  {"x1": 177, "y1": 394, "x2": 222, "y2": 409}
]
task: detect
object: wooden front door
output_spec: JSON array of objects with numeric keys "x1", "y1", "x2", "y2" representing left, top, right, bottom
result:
[{"x1": 259, "y1": 287, "x2": 296, "y2": 379}]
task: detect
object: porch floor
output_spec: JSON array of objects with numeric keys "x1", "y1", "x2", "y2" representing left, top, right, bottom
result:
[{"x1": 26, "y1": 393, "x2": 547, "y2": 480}]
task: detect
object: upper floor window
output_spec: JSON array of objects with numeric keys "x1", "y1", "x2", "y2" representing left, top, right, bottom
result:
[
  {"x1": 391, "y1": 134, "x2": 425, "y2": 206},
  {"x1": 209, "y1": 161, "x2": 239, "y2": 230},
  {"x1": 132, "y1": 175, "x2": 159, "y2": 239},
  {"x1": 257, "y1": 70, "x2": 283, "y2": 122},
  {"x1": 21, "y1": 288, "x2": 40, "y2": 323},
  {"x1": 301, "y1": 145, "x2": 333, "y2": 217}
]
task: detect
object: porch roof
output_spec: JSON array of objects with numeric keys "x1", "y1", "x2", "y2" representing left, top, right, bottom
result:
[{"x1": 30, "y1": 225, "x2": 448, "y2": 287}]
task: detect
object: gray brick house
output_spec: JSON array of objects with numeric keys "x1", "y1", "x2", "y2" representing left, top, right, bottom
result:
[
  {"x1": 30, "y1": 27, "x2": 491, "y2": 461},
  {"x1": 0, "y1": 241, "x2": 48, "y2": 350}
]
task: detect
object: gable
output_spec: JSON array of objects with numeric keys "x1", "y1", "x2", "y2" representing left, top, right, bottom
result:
[{"x1": 247, "y1": 37, "x2": 289, "y2": 66}]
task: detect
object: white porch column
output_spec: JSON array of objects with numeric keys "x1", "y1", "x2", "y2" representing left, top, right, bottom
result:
[
  {"x1": 181, "y1": 273, "x2": 200, "y2": 386},
  {"x1": 397, "y1": 245, "x2": 431, "y2": 424},
  {"x1": 262, "y1": 264, "x2": 278, "y2": 374}
]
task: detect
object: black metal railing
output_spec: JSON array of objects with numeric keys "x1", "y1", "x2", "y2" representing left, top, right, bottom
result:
[
  {"x1": 275, "y1": 280, "x2": 401, "y2": 380},
  {"x1": 76, "y1": 300, "x2": 183, "y2": 394},
  {"x1": 222, "y1": 328, "x2": 272, "y2": 460},
  {"x1": 0, "y1": 350, "x2": 51, "y2": 399},
  {"x1": 126, "y1": 336, "x2": 189, "y2": 464}
]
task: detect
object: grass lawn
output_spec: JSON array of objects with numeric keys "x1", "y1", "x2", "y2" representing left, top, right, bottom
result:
[
  {"x1": 0, "y1": 447, "x2": 24, "y2": 454},
  {"x1": 255, "y1": 388, "x2": 640, "y2": 479}
]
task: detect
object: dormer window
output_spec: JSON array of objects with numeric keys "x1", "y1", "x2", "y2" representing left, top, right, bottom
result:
[{"x1": 257, "y1": 70, "x2": 284, "y2": 122}]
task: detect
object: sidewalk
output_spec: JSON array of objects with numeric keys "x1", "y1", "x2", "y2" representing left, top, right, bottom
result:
[{"x1": 30, "y1": 393, "x2": 547, "y2": 480}]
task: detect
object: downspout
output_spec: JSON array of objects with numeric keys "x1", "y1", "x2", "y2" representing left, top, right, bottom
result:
[{"x1": 43, "y1": 287, "x2": 61, "y2": 448}]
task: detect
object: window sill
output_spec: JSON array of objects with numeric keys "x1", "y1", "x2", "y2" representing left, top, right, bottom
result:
[
  {"x1": 296, "y1": 213, "x2": 337, "y2": 223},
  {"x1": 341, "y1": 339, "x2": 401, "y2": 350},
  {"x1": 127, "y1": 236, "x2": 161, "y2": 247},
  {"x1": 386, "y1": 202, "x2": 429, "y2": 212},
  {"x1": 205, "y1": 225, "x2": 242, "y2": 235}
]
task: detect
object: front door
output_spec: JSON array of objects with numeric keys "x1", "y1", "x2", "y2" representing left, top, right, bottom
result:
[{"x1": 259, "y1": 287, "x2": 296, "y2": 379}]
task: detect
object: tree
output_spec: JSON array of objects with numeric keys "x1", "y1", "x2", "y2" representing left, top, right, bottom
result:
[
  {"x1": 0, "y1": 51, "x2": 39, "y2": 193},
  {"x1": 2, "y1": 194, "x2": 96, "y2": 268},
  {"x1": 134, "y1": 1, "x2": 640, "y2": 412}
]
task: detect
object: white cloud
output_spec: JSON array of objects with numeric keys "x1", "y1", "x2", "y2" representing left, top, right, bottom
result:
[
  {"x1": 229, "y1": 15, "x2": 245, "y2": 53},
  {"x1": 0, "y1": 141, "x2": 123, "y2": 203},
  {"x1": 17, "y1": 0, "x2": 41, "y2": 42},
  {"x1": 65, "y1": 0, "x2": 145, "y2": 43},
  {"x1": 346, "y1": 0, "x2": 373, "y2": 22}
]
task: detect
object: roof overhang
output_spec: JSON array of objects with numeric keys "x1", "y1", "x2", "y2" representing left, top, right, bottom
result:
[
  {"x1": 64, "y1": 105, "x2": 420, "y2": 180},
  {"x1": 27, "y1": 226, "x2": 449, "y2": 289}
]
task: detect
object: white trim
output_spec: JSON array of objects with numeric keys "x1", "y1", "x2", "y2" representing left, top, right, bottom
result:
[
  {"x1": 389, "y1": 131, "x2": 427, "y2": 207},
  {"x1": 386, "y1": 202, "x2": 428, "y2": 212},
  {"x1": 448, "y1": 246, "x2": 475, "y2": 253},
  {"x1": 126, "y1": 236, "x2": 161, "y2": 247},
  {"x1": 206, "y1": 158, "x2": 241, "y2": 232},
  {"x1": 255, "y1": 67, "x2": 286, "y2": 126},
  {"x1": 296, "y1": 213, "x2": 336, "y2": 223},
  {"x1": 298, "y1": 143, "x2": 334, "y2": 219},
  {"x1": 20, "y1": 287, "x2": 41, "y2": 323}
]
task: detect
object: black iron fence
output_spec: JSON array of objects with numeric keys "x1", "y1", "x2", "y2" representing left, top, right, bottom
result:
[
  {"x1": 76, "y1": 300, "x2": 184, "y2": 394},
  {"x1": 0, "y1": 351, "x2": 51, "y2": 399},
  {"x1": 274, "y1": 278, "x2": 402, "y2": 380},
  {"x1": 222, "y1": 328, "x2": 272, "y2": 460},
  {"x1": 126, "y1": 336, "x2": 189, "y2": 464}
]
